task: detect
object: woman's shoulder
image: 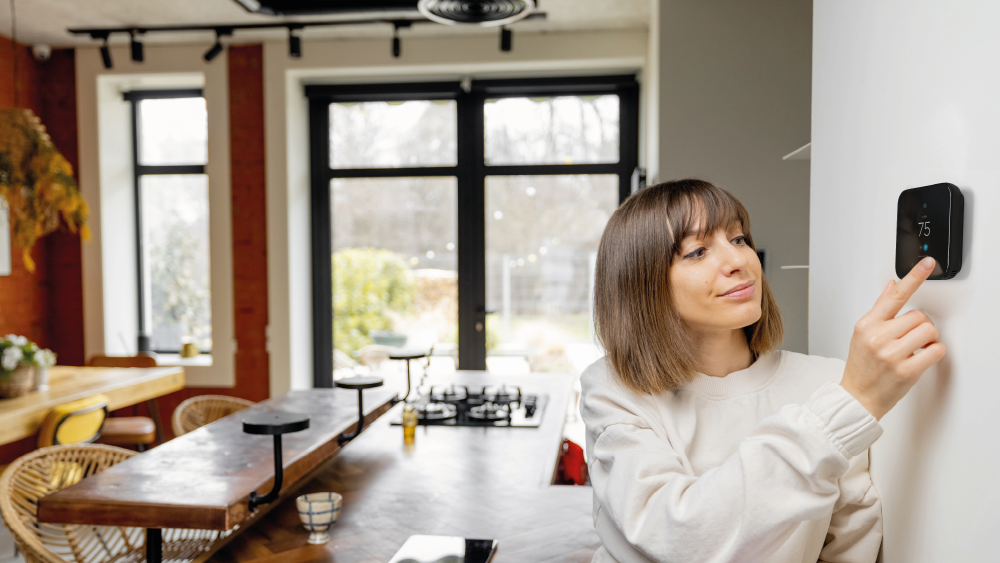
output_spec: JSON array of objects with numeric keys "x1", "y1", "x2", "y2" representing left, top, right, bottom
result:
[{"x1": 774, "y1": 350, "x2": 847, "y2": 386}]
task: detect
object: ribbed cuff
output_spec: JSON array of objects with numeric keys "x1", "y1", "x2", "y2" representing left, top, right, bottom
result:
[{"x1": 805, "y1": 382, "x2": 883, "y2": 458}]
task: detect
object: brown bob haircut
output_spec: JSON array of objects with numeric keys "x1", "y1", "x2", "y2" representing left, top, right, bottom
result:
[{"x1": 594, "y1": 179, "x2": 783, "y2": 394}]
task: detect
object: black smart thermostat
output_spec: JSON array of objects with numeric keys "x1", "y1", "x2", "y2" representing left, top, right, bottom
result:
[{"x1": 895, "y1": 183, "x2": 964, "y2": 280}]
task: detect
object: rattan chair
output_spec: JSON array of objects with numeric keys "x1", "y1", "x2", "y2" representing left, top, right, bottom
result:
[
  {"x1": 0, "y1": 444, "x2": 225, "y2": 563},
  {"x1": 171, "y1": 395, "x2": 256, "y2": 437},
  {"x1": 357, "y1": 344, "x2": 396, "y2": 372}
]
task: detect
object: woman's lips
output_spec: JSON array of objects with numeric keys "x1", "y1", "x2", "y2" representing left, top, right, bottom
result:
[{"x1": 720, "y1": 280, "x2": 755, "y2": 299}]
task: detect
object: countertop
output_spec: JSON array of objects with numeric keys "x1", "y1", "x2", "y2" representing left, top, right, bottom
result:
[{"x1": 211, "y1": 371, "x2": 600, "y2": 563}]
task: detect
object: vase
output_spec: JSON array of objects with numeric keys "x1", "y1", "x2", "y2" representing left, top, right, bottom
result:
[
  {"x1": 33, "y1": 366, "x2": 50, "y2": 391},
  {"x1": 0, "y1": 365, "x2": 35, "y2": 398}
]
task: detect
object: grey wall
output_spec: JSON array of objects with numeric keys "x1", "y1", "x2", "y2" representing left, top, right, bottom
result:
[{"x1": 656, "y1": 0, "x2": 812, "y2": 352}]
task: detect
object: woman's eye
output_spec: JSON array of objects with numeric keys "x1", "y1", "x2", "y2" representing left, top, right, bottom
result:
[
  {"x1": 732, "y1": 235, "x2": 747, "y2": 245},
  {"x1": 684, "y1": 247, "x2": 706, "y2": 259}
]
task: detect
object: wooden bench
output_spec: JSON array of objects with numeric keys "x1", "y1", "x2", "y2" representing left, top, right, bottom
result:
[{"x1": 36, "y1": 386, "x2": 398, "y2": 561}]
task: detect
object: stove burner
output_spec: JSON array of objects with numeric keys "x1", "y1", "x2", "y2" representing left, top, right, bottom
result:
[
  {"x1": 465, "y1": 386, "x2": 488, "y2": 406},
  {"x1": 467, "y1": 402, "x2": 510, "y2": 421},
  {"x1": 486, "y1": 385, "x2": 522, "y2": 406},
  {"x1": 390, "y1": 385, "x2": 546, "y2": 428},
  {"x1": 418, "y1": 402, "x2": 457, "y2": 421},
  {"x1": 431, "y1": 385, "x2": 468, "y2": 403}
]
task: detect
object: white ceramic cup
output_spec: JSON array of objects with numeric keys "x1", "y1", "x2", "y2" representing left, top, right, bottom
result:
[{"x1": 296, "y1": 492, "x2": 342, "y2": 545}]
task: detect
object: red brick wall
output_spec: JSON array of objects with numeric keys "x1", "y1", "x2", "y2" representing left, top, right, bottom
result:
[
  {"x1": 0, "y1": 41, "x2": 271, "y2": 457},
  {"x1": 0, "y1": 37, "x2": 83, "y2": 462},
  {"x1": 147, "y1": 44, "x2": 271, "y2": 439},
  {"x1": 0, "y1": 35, "x2": 48, "y2": 349}
]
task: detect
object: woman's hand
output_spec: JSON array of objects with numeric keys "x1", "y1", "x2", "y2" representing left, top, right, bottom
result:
[{"x1": 840, "y1": 256, "x2": 947, "y2": 420}]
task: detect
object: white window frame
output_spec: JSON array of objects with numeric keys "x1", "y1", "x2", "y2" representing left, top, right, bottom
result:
[{"x1": 77, "y1": 45, "x2": 235, "y2": 386}]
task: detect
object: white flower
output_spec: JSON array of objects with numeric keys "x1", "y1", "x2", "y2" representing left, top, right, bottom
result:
[
  {"x1": 36, "y1": 349, "x2": 57, "y2": 369},
  {"x1": 3, "y1": 335, "x2": 27, "y2": 347},
  {"x1": 1, "y1": 347, "x2": 23, "y2": 371}
]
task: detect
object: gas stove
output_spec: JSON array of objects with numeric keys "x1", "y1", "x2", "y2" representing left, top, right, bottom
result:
[{"x1": 390, "y1": 384, "x2": 547, "y2": 428}]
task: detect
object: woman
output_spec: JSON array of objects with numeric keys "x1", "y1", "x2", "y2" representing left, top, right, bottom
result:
[{"x1": 581, "y1": 179, "x2": 945, "y2": 563}]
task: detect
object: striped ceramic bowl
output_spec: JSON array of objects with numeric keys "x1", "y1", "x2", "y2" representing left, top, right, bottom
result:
[{"x1": 296, "y1": 492, "x2": 343, "y2": 545}]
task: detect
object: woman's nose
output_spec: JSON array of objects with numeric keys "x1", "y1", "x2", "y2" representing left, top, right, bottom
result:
[{"x1": 719, "y1": 242, "x2": 748, "y2": 274}]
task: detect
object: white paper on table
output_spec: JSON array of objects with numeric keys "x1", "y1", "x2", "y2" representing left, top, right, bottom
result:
[{"x1": 0, "y1": 196, "x2": 10, "y2": 276}]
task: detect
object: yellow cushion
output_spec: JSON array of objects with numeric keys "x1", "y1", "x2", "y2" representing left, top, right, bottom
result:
[{"x1": 37, "y1": 394, "x2": 109, "y2": 447}]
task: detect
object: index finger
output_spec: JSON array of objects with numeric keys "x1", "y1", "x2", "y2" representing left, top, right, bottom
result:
[{"x1": 869, "y1": 256, "x2": 935, "y2": 320}]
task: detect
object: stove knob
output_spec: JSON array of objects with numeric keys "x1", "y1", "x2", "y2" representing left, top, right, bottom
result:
[{"x1": 525, "y1": 403, "x2": 537, "y2": 417}]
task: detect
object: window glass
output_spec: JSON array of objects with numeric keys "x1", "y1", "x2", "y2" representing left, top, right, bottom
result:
[
  {"x1": 485, "y1": 174, "x2": 618, "y2": 374},
  {"x1": 138, "y1": 98, "x2": 208, "y2": 166},
  {"x1": 485, "y1": 95, "x2": 620, "y2": 165},
  {"x1": 331, "y1": 177, "x2": 458, "y2": 359},
  {"x1": 330, "y1": 100, "x2": 458, "y2": 169},
  {"x1": 140, "y1": 175, "x2": 212, "y2": 352}
]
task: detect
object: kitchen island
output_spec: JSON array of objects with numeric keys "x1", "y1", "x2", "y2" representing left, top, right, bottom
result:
[{"x1": 211, "y1": 372, "x2": 600, "y2": 563}]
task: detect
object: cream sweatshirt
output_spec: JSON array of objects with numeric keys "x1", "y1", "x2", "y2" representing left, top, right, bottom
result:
[{"x1": 580, "y1": 350, "x2": 883, "y2": 563}]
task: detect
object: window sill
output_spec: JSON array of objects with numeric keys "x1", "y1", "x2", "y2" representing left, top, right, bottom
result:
[{"x1": 154, "y1": 354, "x2": 214, "y2": 367}]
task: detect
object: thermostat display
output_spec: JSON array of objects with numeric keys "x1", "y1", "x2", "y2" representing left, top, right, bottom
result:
[{"x1": 895, "y1": 183, "x2": 964, "y2": 280}]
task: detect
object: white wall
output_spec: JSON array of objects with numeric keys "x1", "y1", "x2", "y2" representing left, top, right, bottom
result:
[
  {"x1": 657, "y1": 0, "x2": 812, "y2": 353},
  {"x1": 812, "y1": 2, "x2": 1000, "y2": 560}
]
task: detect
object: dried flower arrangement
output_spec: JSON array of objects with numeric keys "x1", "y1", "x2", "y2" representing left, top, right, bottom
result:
[{"x1": 0, "y1": 108, "x2": 90, "y2": 272}]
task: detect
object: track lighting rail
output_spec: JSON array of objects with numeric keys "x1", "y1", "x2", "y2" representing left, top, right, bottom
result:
[{"x1": 67, "y1": 12, "x2": 544, "y2": 40}]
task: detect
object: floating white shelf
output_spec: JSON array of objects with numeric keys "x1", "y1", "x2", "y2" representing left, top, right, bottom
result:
[{"x1": 782, "y1": 142, "x2": 811, "y2": 161}]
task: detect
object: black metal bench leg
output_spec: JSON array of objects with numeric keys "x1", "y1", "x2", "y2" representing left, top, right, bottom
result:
[{"x1": 146, "y1": 528, "x2": 162, "y2": 563}]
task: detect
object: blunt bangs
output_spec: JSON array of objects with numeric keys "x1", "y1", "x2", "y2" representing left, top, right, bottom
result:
[{"x1": 666, "y1": 182, "x2": 753, "y2": 258}]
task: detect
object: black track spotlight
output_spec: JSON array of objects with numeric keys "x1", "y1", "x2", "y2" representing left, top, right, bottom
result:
[
  {"x1": 288, "y1": 27, "x2": 301, "y2": 58},
  {"x1": 99, "y1": 37, "x2": 113, "y2": 69},
  {"x1": 130, "y1": 31, "x2": 144, "y2": 63},
  {"x1": 204, "y1": 40, "x2": 224, "y2": 62},
  {"x1": 204, "y1": 28, "x2": 231, "y2": 62},
  {"x1": 500, "y1": 27, "x2": 512, "y2": 52},
  {"x1": 391, "y1": 21, "x2": 410, "y2": 58}
]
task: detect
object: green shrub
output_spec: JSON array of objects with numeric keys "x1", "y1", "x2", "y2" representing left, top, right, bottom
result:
[{"x1": 333, "y1": 248, "x2": 416, "y2": 354}]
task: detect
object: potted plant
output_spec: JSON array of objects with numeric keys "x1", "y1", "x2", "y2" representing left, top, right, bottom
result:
[{"x1": 0, "y1": 335, "x2": 55, "y2": 398}]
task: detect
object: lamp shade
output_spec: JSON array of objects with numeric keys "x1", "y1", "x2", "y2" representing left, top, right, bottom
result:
[{"x1": 0, "y1": 108, "x2": 89, "y2": 272}]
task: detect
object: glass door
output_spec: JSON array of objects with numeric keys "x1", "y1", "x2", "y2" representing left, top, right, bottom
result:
[
  {"x1": 308, "y1": 77, "x2": 638, "y2": 386},
  {"x1": 482, "y1": 93, "x2": 626, "y2": 374}
]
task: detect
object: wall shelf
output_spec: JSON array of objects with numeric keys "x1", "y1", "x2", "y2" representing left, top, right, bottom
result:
[{"x1": 782, "y1": 142, "x2": 811, "y2": 161}]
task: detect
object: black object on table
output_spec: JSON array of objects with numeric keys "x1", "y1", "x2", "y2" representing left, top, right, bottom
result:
[
  {"x1": 243, "y1": 411, "x2": 310, "y2": 512},
  {"x1": 387, "y1": 350, "x2": 428, "y2": 403},
  {"x1": 336, "y1": 375, "x2": 385, "y2": 445}
]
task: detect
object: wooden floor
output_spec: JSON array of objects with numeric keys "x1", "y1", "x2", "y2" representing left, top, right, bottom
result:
[{"x1": 210, "y1": 373, "x2": 600, "y2": 563}]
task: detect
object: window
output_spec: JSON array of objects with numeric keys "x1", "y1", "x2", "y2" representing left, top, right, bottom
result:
[
  {"x1": 308, "y1": 77, "x2": 638, "y2": 387},
  {"x1": 125, "y1": 90, "x2": 212, "y2": 354}
]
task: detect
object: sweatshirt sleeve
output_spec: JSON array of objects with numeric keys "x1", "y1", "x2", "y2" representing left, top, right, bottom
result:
[
  {"x1": 583, "y1": 380, "x2": 883, "y2": 563},
  {"x1": 818, "y1": 448, "x2": 883, "y2": 563}
]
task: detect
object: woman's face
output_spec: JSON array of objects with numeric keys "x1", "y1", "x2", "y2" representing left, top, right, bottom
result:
[{"x1": 668, "y1": 223, "x2": 763, "y2": 336}]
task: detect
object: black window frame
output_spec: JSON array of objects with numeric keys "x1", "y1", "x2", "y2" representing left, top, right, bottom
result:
[
  {"x1": 307, "y1": 75, "x2": 639, "y2": 388},
  {"x1": 124, "y1": 88, "x2": 210, "y2": 354}
]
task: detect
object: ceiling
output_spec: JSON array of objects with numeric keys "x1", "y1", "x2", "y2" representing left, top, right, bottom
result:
[{"x1": 0, "y1": 0, "x2": 650, "y2": 48}]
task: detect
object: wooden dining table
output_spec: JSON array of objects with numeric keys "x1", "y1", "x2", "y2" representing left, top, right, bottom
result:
[
  {"x1": 37, "y1": 384, "x2": 399, "y2": 562},
  {"x1": 0, "y1": 365, "x2": 185, "y2": 446}
]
